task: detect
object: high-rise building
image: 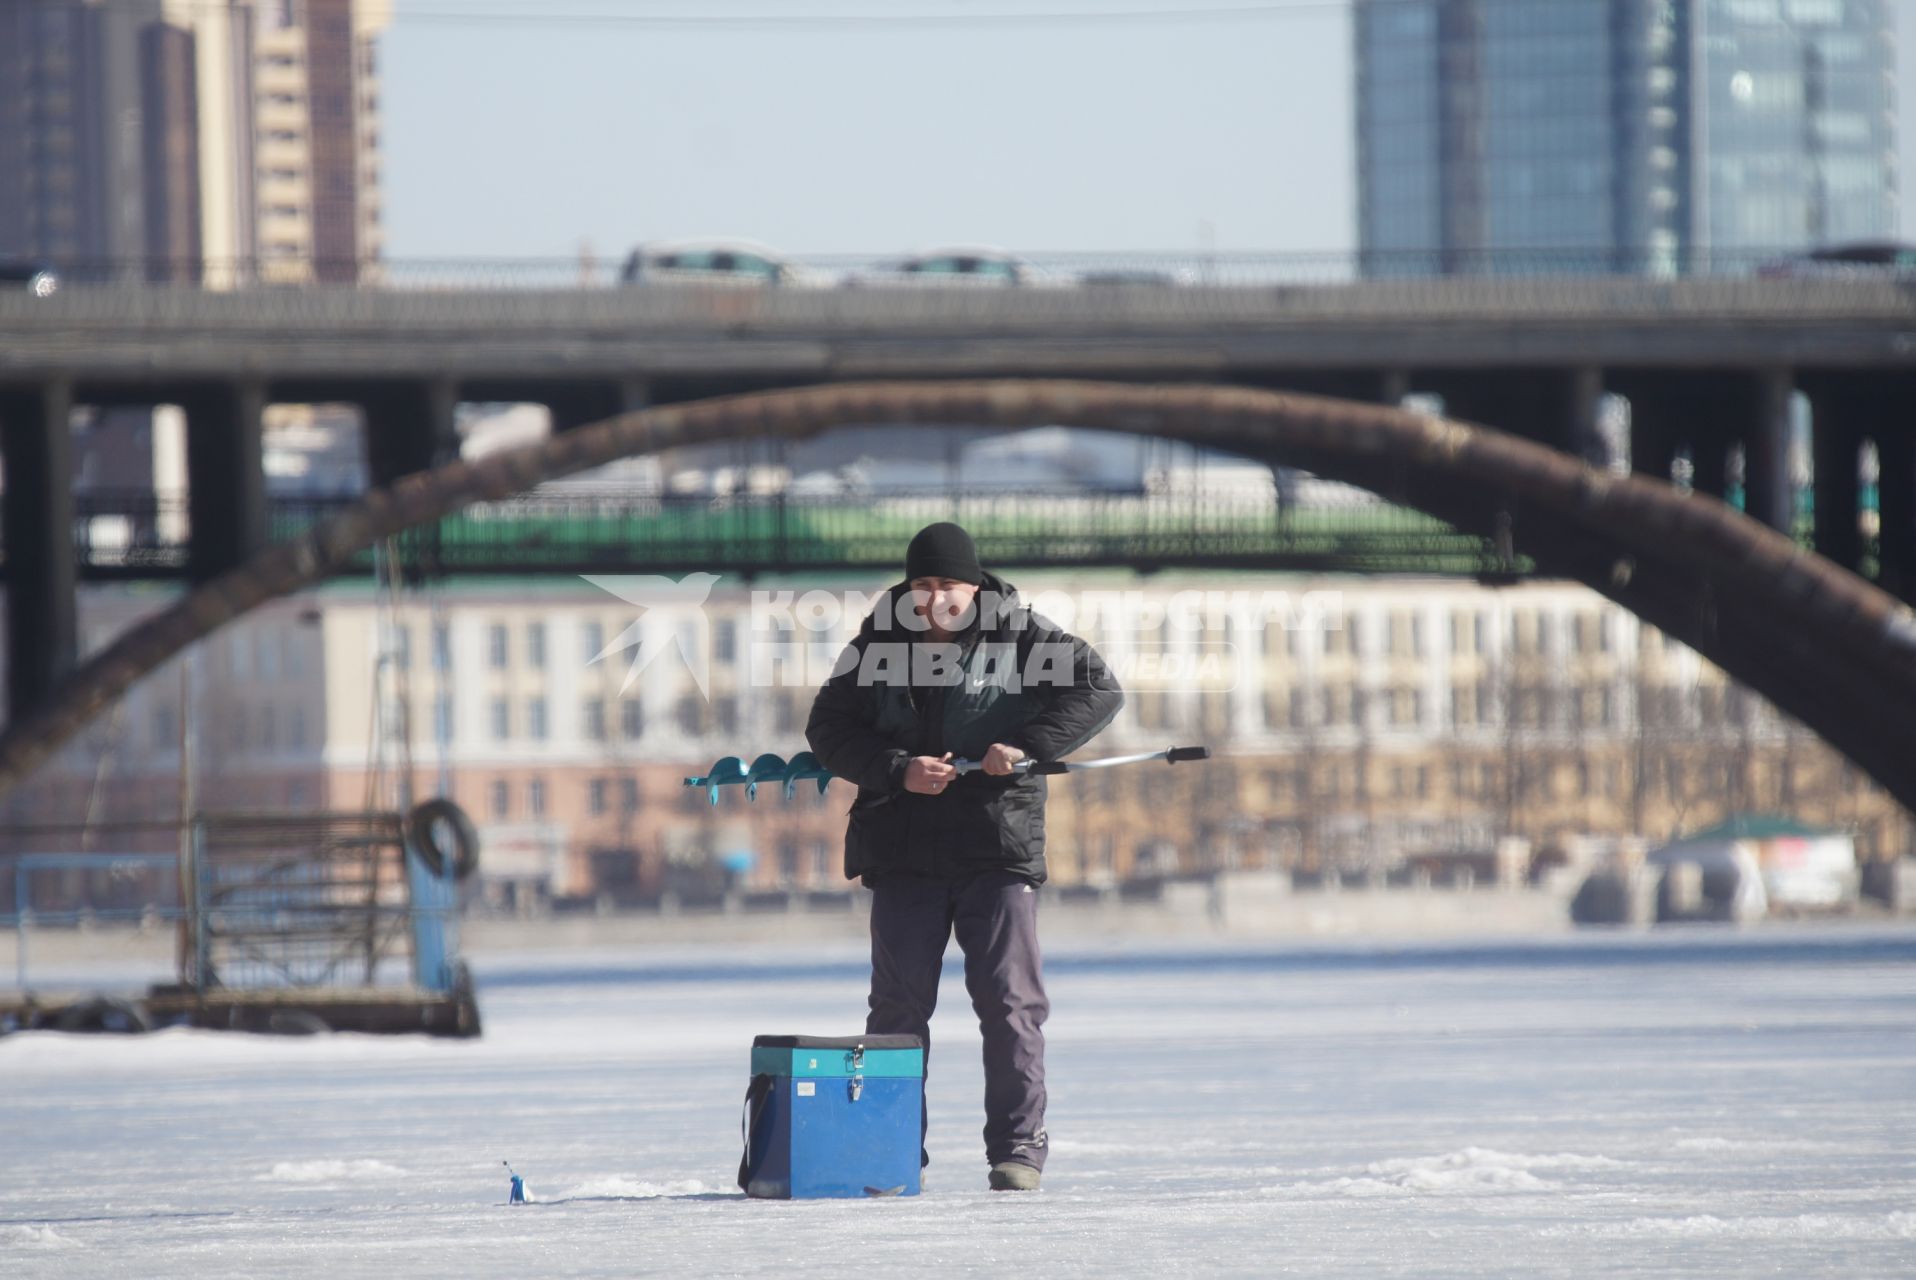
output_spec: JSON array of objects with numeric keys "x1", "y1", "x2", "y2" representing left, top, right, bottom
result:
[
  {"x1": 253, "y1": 0, "x2": 390, "y2": 283},
  {"x1": 0, "y1": 0, "x2": 386, "y2": 284},
  {"x1": 1355, "y1": 0, "x2": 1898, "y2": 276},
  {"x1": 160, "y1": 0, "x2": 260, "y2": 285},
  {"x1": 0, "y1": 0, "x2": 200, "y2": 280}
]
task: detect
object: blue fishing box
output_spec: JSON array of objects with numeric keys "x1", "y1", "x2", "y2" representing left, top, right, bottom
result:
[{"x1": 737, "y1": 1033, "x2": 925, "y2": 1199}]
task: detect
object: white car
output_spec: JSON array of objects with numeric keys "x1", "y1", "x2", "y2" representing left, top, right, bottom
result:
[{"x1": 619, "y1": 239, "x2": 824, "y2": 287}]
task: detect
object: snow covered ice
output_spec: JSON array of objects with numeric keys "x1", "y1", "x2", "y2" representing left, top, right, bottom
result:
[{"x1": 4, "y1": 927, "x2": 1914, "y2": 1278}]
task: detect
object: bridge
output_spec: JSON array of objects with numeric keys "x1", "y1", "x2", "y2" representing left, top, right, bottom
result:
[
  {"x1": 64, "y1": 487, "x2": 1515, "y2": 582},
  {"x1": 1, "y1": 274, "x2": 1914, "y2": 806}
]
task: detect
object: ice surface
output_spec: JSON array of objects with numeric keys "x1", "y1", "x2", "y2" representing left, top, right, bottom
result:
[{"x1": 3, "y1": 926, "x2": 1913, "y2": 1278}]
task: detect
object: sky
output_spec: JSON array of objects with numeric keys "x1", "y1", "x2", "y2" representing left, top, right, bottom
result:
[{"x1": 380, "y1": 1, "x2": 1916, "y2": 261}]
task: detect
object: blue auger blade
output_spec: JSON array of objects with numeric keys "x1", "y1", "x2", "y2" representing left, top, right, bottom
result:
[
  {"x1": 782, "y1": 751, "x2": 833, "y2": 800},
  {"x1": 690, "y1": 755, "x2": 748, "y2": 805},
  {"x1": 744, "y1": 752, "x2": 791, "y2": 801}
]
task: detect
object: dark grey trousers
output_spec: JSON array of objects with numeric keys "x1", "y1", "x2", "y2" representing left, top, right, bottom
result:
[{"x1": 865, "y1": 869, "x2": 1050, "y2": 1171}]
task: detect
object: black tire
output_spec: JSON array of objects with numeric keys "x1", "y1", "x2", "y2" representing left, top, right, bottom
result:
[
  {"x1": 407, "y1": 798, "x2": 479, "y2": 881},
  {"x1": 451, "y1": 960, "x2": 483, "y2": 1039}
]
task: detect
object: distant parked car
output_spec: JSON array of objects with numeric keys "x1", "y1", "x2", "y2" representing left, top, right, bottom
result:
[
  {"x1": 1077, "y1": 267, "x2": 1189, "y2": 287},
  {"x1": 851, "y1": 245, "x2": 1061, "y2": 287},
  {"x1": 619, "y1": 239, "x2": 817, "y2": 286},
  {"x1": 0, "y1": 258, "x2": 59, "y2": 297},
  {"x1": 1756, "y1": 241, "x2": 1916, "y2": 279}
]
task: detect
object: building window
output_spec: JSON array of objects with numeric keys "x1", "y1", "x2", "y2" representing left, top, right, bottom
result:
[
  {"x1": 588, "y1": 778, "x2": 608, "y2": 816},
  {"x1": 391, "y1": 624, "x2": 411, "y2": 671},
  {"x1": 622, "y1": 699, "x2": 645, "y2": 741},
  {"x1": 582, "y1": 620, "x2": 606, "y2": 666},
  {"x1": 715, "y1": 620, "x2": 737, "y2": 664},
  {"x1": 1389, "y1": 611, "x2": 1422, "y2": 657},
  {"x1": 677, "y1": 696, "x2": 704, "y2": 735},
  {"x1": 714, "y1": 697, "x2": 739, "y2": 736},
  {"x1": 583, "y1": 699, "x2": 607, "y2": 741},
  {"x1": 433, "y1": 623, "x2": 452, "y2": 672},
  {"x1": 621, "y1": 777, "x2": 640, "y2": 813},
  {"x1": 488, "y1": 624, "x2": 510, "y2": 669},
  {"x1": 432, "y1": 696, "x2": 451, "y2": 743},
  {"x1": 528, "y1": 777, "x2": 547, "y2": 818},
  {"x1": 526, "y1": 697, "x2": 548, "y2": 741},
  {"x1": 490, "y1": 697, "x2": 510, "y2": 740},
  {"x1": 526, "y1": 622, "x2": 547, "y2": 669},
  {"x1": 490, "y1": 780, "x2": 510, "y2": 820}
]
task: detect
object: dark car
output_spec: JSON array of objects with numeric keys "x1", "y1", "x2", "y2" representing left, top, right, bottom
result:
[
  {"x1": 1756, "y1": 242, "x2": 1916, "y2": 279},
  {"x1": 0, "y1": 258, "x2": 59, "y2": 297}
]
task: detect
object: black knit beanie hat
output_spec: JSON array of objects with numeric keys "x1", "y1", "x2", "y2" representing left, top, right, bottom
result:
[{"x1": 905, "y1": 522, "x2": 984, "y2": 585}]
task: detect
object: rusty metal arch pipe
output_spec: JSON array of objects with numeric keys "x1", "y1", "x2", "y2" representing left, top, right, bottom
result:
[{"x1": 5, "y1": 379, "x2": 1915, "y2": 813}]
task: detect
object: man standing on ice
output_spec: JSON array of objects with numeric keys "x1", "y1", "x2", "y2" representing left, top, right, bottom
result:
[{"x1": 806, "y1": 522, "x2": 1124, "y2": 1192}]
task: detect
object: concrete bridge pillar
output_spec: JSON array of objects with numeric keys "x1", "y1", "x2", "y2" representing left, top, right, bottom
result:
[
  {"x1": 0, "y1": 381, "x2": 79, "y2": 717},
  {"x1": 361, "y1": 378, "x2": 461, "y2": 486},
  {"x1": 181, "y1": 381, "x2": 269, "y2": 582},
  {"x1": 1739, "y1": 368, "x2": 1796, "y2": 536}
]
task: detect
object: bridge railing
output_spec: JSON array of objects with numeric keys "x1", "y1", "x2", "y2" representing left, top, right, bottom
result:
[
  {"x1": 266, "y1": 485, "x2": 1513, "y2": 578},
  {"x1": 5, "y1": 484, "x2": 1860, "y2": 581},
  {"x1": 13, "y1": 246, "x2": 1856, "y2": 293}
]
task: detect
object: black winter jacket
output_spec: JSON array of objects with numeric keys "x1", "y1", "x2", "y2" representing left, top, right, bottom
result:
[{"x1": 805, "y1": 571, "x2": 1124, "y2": 885}]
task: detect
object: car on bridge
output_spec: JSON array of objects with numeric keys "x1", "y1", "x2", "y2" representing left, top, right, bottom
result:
[
  {"x1": 0, "y1": 258, "x2": 59, "y2": 298},
  {"x1": 1756, "y1": 241, "x2": 1916, "y2": 279},
  {"x1": 849, "y1": 245, "x2": 1062, "y2": 287},
  {"x1": 619, "y1": 239, "x2": 822, "y2": 287}
]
